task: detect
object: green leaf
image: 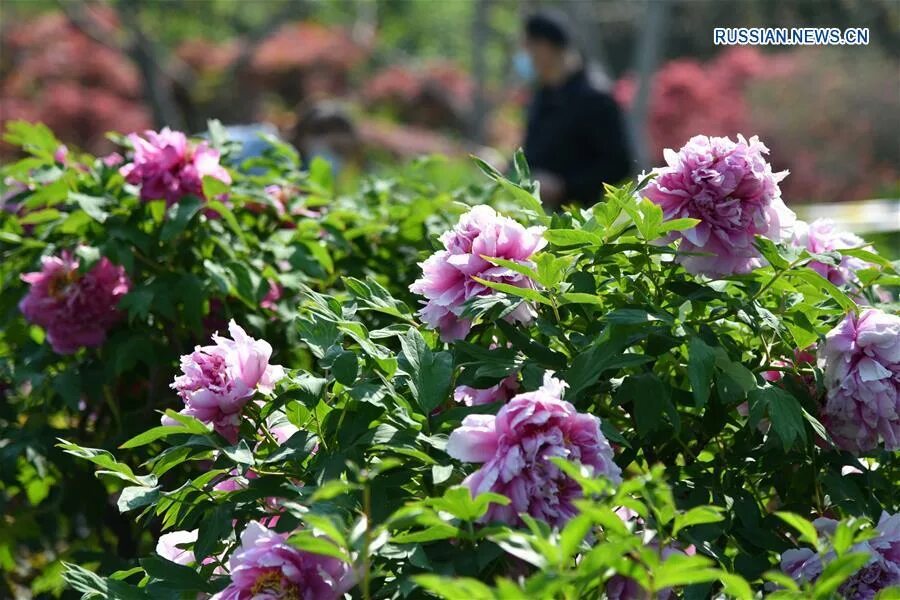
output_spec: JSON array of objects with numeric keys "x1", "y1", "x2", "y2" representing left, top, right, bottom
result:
[
  {"x1": 755, "y1": 237, "x2": 791, "y2": 270},
  {"x1": 160, "y1": 196, "x2": 203, "y2": 241},
  {"x1": 201, "y1": 174, "x2": 230, "y2": 199},
  {"x1": 69, "y1": 192, "x2": 110, "y2": 223},
  {"x1": 617, "y1": 373, "x2": 675, "y2": 436},
  {"x1": 63, "y1": 562, "x2": 149, "y2": 600},
  {"x1": 559, "y1": 292, "x2": 604, "y2": 305},
  {"x1": 120, "y1": 425, "x2": 199, "y2": 449},
  {"x1": 287, "y1": 532, "x2": 349, "y2": 562},
  {"x1": 117, "y1": 485, "x2": 160, "y2": 513},
  {"x1": 141, "y1": 556, "x2": 210, "y2": 592},
  {"x1": 659, "y1": 217, "x2": 701, "y2": 233},
  {"x1": 331, "y1": 350, "x2": 358, "y2": 385},
  {"x1": 399, "y1": 328, "x2": 453, "y2": 414},
  {"x1": 775, "y1": 512, "x2": 821, "y2": 547},
  {"x1": 56, "y1": 440, "x2": 156, "y2": 487},
  {"x1": 479, "y1": 256, "x2": 540, "y2": 283},
  {"x1": 426, "y1": 487, "x2": 510, "y2": 522},
  {"x1": 193, "y1": 505, "x2": 233, "y2": 560},
  {"x1": 471, "y1": 277, "x2": 552, "y2": 306},
  {"x1": 205, "y1": 199, "x2": 245, "y2": 242},
  {"x1": 793, "y1": 268, "x2": 857, "y2": 312},
  {"x1": 753, "y1": 387, "x2": 808, "y2": 451},
  {"x1": 673, "y1": 506, "x2": 725, "y2": 536},
  {"x1": 544, "y1": 229, "x2": 602, "y2": 247},
  {"x1": 413, "y1": 575, "x2": 495, "y2": 600},
  {"x1": 688, "y1": 337, "x2": 717, "y2": 407}
]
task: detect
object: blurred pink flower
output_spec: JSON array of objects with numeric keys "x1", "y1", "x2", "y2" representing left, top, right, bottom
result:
[
  {"x1": 120, "y1": 127, "x2": 231, "y2": 206},
  {"x1": 446, "y1": 373, "x2": 620, "y2": 527},
  {"x1": 168, "y1": 320, "x2": 285, "y2": 443},
  {"x1": 792, "y1": 219, "x2": 872, "y2": 287},
  {"x1": 410, "y1": 205, "x2": 546, "y2": 342},
  {"x1": 53, "y1": 144, "x2": 68, "y2": 164},
  {"x1": 642, "y1": 134, "x2": 795, "y2": 276},
  {"x1": 211, "y1": 521, "x2": 353, "y2": 600},
  {"x1": 261, "y1": 279, "x2": 283, "y2": 311},
  {"x1": 101, "y1": 152, "x2": 124, "y2": 167},
  {"x1": 19, "y1": 251, "x2": 130, "y2": 354},
  {"x1": 819, "y1": 309, "x2": 900, "y2": 454}
]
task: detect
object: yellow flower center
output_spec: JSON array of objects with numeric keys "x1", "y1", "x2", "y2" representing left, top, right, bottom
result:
[{"x1": 250, "y1": 570, "x2": 300, "y2": 599}]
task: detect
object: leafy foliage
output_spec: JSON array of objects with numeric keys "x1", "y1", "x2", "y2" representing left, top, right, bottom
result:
[{"x1": 1, "y1": 121, "x2": 898, "y2": 598}]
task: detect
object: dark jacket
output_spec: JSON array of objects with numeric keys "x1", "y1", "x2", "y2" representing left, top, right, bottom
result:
[{"x1": 523, "y1": 68, "x2": 633, "y2": 205}]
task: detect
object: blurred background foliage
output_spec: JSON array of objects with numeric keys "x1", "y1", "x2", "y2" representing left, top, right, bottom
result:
[{"x1": 1, "y1": 0, "x2": 898, "y2": 211}]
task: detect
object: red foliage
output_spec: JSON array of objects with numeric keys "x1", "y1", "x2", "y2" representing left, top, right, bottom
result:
[
  {"x1": 251, "y1": 22, "x2": 366, "y2": 104},
  {"x1": 0, "y1": 10, "x2": 151, "y2": 155},
  {"x1": 175, "y1": 38, "x2": 241, "y2": 75},
  {"x1": 363, "y1": 61, "x2": 473, "y2": 130},
  {"x1": 253, "y1": 22, "x2": 366, "y2": 74},
  {"x1": 615, "y1": 48, "x2": 780, "y2": 162},
  {"x1": 616, "y1": 48, "x2": 897, "y2": 201}
]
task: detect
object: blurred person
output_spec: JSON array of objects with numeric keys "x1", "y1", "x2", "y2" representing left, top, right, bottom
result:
[
  {"x1": 290, "y1": 101, "x2": 361, "y2": 176},
  {"x1": 518, "y1": 10, "x2": 633, "y2": 207}
]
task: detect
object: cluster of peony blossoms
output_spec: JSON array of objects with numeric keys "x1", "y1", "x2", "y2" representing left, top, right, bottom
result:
[
  {"x1": 120, "y1": 127, "x2": 231, "y2": 206},
  {"x1": 781, "y1": 512, "x2": 900, "y2": 598},
  {"x1": 19, "y1": 251, "x2": 130, "y2": 354},
  {"x1": 792, "y1": 218, "x2": 872, "y2": 286},
  {"x1": 818, "y1": 308, "x2": 900, "y2": 454},
  {"x1": 642, "y1": 134, "x2": 795, "y2": 276},
  {"x1": 168, "y1": 320, "x2": 285, "y2": 443},
  {"x1": 409, "y1": 205, "x2": 546, "y2": 341},
  {"x1": 446, "y1": 373, "x2": 621, "y2": 528}
]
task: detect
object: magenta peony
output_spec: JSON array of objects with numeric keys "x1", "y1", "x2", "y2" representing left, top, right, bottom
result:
[
  {"x1": 792, "y1": 219, "x2": 872, "y2": 287},
  {"x1": 169, "y1": 320, "x2": 285, "y2": 443},
  {"x1": 211, "y1": 521, "x2": 353, "y2": 600},
  {"x1": 409, "y1": 205, "x2": 546, "y2": 342},
  {"x1": 446, "y1": 373, "x2": 621, "y2": 527},
  {"x1": 818, "y1": 309, "x2": 900, "y2": 453},
  {"x1": 642, "y1": 134, "x2": 795, "y2": 276},
  {"x1": 454, "y1": 374, "x2": 519, "y2": 407},
  {"x1": 120, "y1": 127, "x2": 231, "y2": 206},
  {"x1": 19, "y1": 252, "x2": 130, "y2": 354}
]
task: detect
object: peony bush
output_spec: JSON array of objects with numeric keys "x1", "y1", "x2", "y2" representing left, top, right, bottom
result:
[{"x1": 1, "y1": 121, "x2": 899, "y2": 599}]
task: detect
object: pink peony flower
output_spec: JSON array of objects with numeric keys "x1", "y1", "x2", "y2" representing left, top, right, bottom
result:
[
  {"x1": 120, "y1": 127, "x2": 231, "y2": 206},
  {"x1": 446, "y1": 373, "x2": 621, "y2": 527},
  {"x1": 19, "y1": 252, "x2": 130, "y2": 354},
  {"x1": 454, "y1": 374, "x2": 519, "y2": 407},
  {"x1": 782, "y1": 512, "x2": 900, "y2": 598},
  {"x1": 169, "y1": 320, "x2": 285, "y2": 443},
  {"x1": 642, "y1": 134, "x2": 795, "y2": 276},
  {"x1": 54, "y1": 144, "x2": 68, "y2": 164},
  {"x1": 101, "y1": 152, "x2": 124, "y2": 167},
  {"x1": 260, "y1": 279, "x2": 283, "y2": 311},
  {"x1": 156, "y1": 529, "x2": 198, "y2": 565},
  {"x1": 818, "y1": 309, "x2": 900, "y2": 454},
  {"x1": 211, "y1": 521, "x2": 353, "y2": 600},
  {"x1": 792, "y1": 219, "x2": 872, "y2": 287},
  {"x1": 410, "y1": 205, "x2": 546, "y2": 342}
]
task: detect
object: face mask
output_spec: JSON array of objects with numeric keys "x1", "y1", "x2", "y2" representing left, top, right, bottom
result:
[{"x1": 513, "y1": 50, "x2": 536, "y2": 82}]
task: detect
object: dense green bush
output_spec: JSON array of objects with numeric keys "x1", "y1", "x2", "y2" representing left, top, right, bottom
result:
[{"x1": 1, "y1": 122, "x2": 898, "y2": 599}]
